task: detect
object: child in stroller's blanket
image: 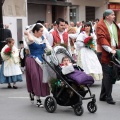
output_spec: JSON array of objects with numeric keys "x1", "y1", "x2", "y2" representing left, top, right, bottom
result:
[{"x1": 60, "y1": 56, "x2": 94, "y2": 85}]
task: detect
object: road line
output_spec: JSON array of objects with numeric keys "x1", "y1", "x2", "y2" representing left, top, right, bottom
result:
[
  {"x1": 8, "y1": 97, "x2": 29, "y2": 99},
  {"x1": 8, "y1": 97, "x2": 45, "y2": 100}
]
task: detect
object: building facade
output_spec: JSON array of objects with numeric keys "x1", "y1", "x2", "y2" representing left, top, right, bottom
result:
[
  {"x1": 2, "y1": 0, "x2": 120, "y2": 47},
  {"x1": 27, "y1": 0, "x2": 71, "y2": 25},
  {"x1": 2, "y1": 0, "x2": 27, "y2": 47}
]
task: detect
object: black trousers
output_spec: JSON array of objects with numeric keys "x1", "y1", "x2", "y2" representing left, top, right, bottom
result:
[
  {"x1": 97, "y1": 52, "x2": 102, "y2": 62},
  {"x1": 100, "y1": 64, "x2": 113, "y2": 101}
]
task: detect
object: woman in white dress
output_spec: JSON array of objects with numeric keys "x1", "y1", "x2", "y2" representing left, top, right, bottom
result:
[{"x1": 75, "y1": 22, "x2": 103, "y2": 81}]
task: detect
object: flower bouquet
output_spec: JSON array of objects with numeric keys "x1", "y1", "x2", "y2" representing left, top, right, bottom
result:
[
  {"x1": 4, "y1": 47, "x2": 12, "y2": 57},
  {"x1": 49, "y1": 78, "x2": 59, "y2": 93},
  {"x1": 81, "y1": 28, "x2": 85, "y2": 32},
  {"x1": 84, "y1": 36, "x2": 95, "y2": 50}
]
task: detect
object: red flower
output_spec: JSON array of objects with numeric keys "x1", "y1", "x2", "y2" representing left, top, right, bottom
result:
[
  {"x1": 60, "y1": 63, "x2": 64, "y2": 66},
  {"x1": 84, "y1": 36, "x2": 95, "y2": 50},
  {"x1": 81, "y1": 28, "x2": 85, "y2": 32},
  {"x1": 4, "y1": 47, "x2": 12, "y2": 56},
  {"x1": 84, "y1": 36, "x2": 93, "y2": 45}
]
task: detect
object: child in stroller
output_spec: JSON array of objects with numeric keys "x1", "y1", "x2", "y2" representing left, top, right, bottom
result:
[
  {"x1": 43, "y1": 46, "x2": 97, "y2": 116},
  {"x1": 60, "y1": 56, "x2": 94, "y2": 85}
]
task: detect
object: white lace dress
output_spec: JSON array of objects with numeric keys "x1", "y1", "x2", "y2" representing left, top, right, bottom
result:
[{"x1": 75, "y1": 31, "x2": 103, "y2": 80}]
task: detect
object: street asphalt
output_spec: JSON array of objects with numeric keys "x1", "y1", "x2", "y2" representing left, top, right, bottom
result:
[{"x1": 0, "y1": 73, "x2": 120, "y2": 120}]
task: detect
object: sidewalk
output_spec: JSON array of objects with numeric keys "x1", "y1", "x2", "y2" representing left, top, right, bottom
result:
[{"x1": 116, "y1": 81, "x2": 120, "y2": 85}]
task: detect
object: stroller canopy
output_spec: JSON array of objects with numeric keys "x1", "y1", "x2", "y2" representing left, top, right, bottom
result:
[{"x1": 50, "y1": 46, "x2": 75, "y2": 66}]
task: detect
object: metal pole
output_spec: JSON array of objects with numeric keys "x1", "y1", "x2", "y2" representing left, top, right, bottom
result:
[
  {"x1": 0, "y1": 3, "x2": 3, "y2": 26},
  {"x1": 0, "y1": 0, "x2": 5, "y2": 64}
]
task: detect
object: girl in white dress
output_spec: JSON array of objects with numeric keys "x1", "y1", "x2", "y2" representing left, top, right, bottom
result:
[
  {"x1": 0, "y1": 38, "x2": 22, "y2": 88},
  {"x1": 75, "y1": 22, "x2": 103, "y2": 81}
]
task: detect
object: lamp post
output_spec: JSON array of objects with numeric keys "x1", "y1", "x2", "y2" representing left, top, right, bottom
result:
[
  {"x1": 0, "y1": 0, "x2": 5, "y2": 27},
  {"x1": 0, "y1": 0, "x2": 5, "y2": 64}
]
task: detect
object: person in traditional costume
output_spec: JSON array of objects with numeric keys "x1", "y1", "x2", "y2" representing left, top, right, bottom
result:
[
  {"x1": 0, "y1": 38, "x2": 22, "y2": 89},
  {"x1": 48, "y1": 18, "x2": 68, "y2": 47},
  {"x1": 75, "y1": 22, "x2": 103, "y2": 81},
  {"x1": 96, "y1": 9, "x2": 120, "y2": 104},
  {"x1": 24, "y1": 23, "x2": 52, "y2": 107}
]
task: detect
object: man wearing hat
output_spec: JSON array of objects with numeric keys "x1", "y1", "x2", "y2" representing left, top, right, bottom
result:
[{"x1": 96, "y1": 9, "x2": 120, "y2": 104}]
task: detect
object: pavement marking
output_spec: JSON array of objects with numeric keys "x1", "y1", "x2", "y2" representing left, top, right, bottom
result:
[
  {"x1": 8, "y1": 97, "x2": 45, "y2": 100},
  {"x1": 8, "y1": 97, "x2": 29, "y2": 99}
]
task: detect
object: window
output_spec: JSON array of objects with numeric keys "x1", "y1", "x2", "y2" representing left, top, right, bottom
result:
[{"x1": 86, "y1": 6, "x2": 95, "y2": 22}]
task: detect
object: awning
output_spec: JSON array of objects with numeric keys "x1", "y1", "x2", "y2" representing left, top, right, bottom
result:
[
  {"x1": 27, "y1": 0, "x2": 72, "y2": 7},
  {"x1": 108, "y1": 3, "x2": 120, "y2": 11}
]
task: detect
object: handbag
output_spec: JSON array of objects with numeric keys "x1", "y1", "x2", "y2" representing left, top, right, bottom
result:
[
  {"x1": 42, "y1": 63, "x2": 50, "y2": 83},
  {"x1": 42, "y1": 63, "x2": 56, "y2": 83}
]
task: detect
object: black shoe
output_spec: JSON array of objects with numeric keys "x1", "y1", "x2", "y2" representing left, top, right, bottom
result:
[
  {"x1": 106, "y1": 100, "x2": 116, "y2": 105},
  {"x1": 8, "y1": 85, "x2": 12, "y2": 88},
  {"x1": 13, "y1": 86, "x2": 18, "y2": 89},
  {"x1": 36, "y1": 99, "x2": 44, "y2": 108}
]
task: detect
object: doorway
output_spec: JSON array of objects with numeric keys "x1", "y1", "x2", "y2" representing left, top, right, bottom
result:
[
  {"x1": 17, "y1": 19, "x2": 22, "y2": 47},
  {"x1": 86, "y1": 6, "x2": 95, "y2": 22}
]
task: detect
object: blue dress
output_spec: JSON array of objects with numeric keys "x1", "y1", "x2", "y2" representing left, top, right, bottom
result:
[
  {"x1": 0, "y1": 62, "x2": 22, "y2": 84},
  {"x1": 29, "y1": 42, "x2": 46, "y2": 62}
]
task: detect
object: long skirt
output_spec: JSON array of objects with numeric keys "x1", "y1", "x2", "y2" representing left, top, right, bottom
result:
[
  {"x1": 77, "y1": 47, "x2": 103, "y2": 81},
  {"x1": 25, "y1": 56, "x2": 50, "y2": 97},
  {"x1": 0, "y1": 62, "x2": 22, "y2": 84}
]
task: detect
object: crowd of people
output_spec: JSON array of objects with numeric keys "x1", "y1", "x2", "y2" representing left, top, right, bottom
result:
[{"x1": 0, "y1": 9, "x2": 120, "y2": 107}]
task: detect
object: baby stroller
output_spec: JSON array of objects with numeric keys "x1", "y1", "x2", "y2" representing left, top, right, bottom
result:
[
  {"x1": 42, "y1": 46, "x2": 97, "y2": 116},
  {"x1": 109, "y1": 50, "x2": 120, "y2": 83}
]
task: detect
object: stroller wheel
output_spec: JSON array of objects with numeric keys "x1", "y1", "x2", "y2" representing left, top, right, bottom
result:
[
  {"x1": 44, "y1": 96, "x2": 57, "y2": 113},
  {"x1": 87, "y1": 101, "x2": 97, "y2": 113},
  {"x1": 74, "y1": 103, "x2": 84, "y2": 116}
]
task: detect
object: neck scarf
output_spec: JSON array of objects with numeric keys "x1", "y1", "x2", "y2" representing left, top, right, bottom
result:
[{"x1": 104, "y1": 20, "x2": 118, "y2": 46}]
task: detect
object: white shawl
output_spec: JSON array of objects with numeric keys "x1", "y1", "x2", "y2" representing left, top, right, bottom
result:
[{"x1": 1, "y1": 45, "x2": 22, "y2": 76}]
